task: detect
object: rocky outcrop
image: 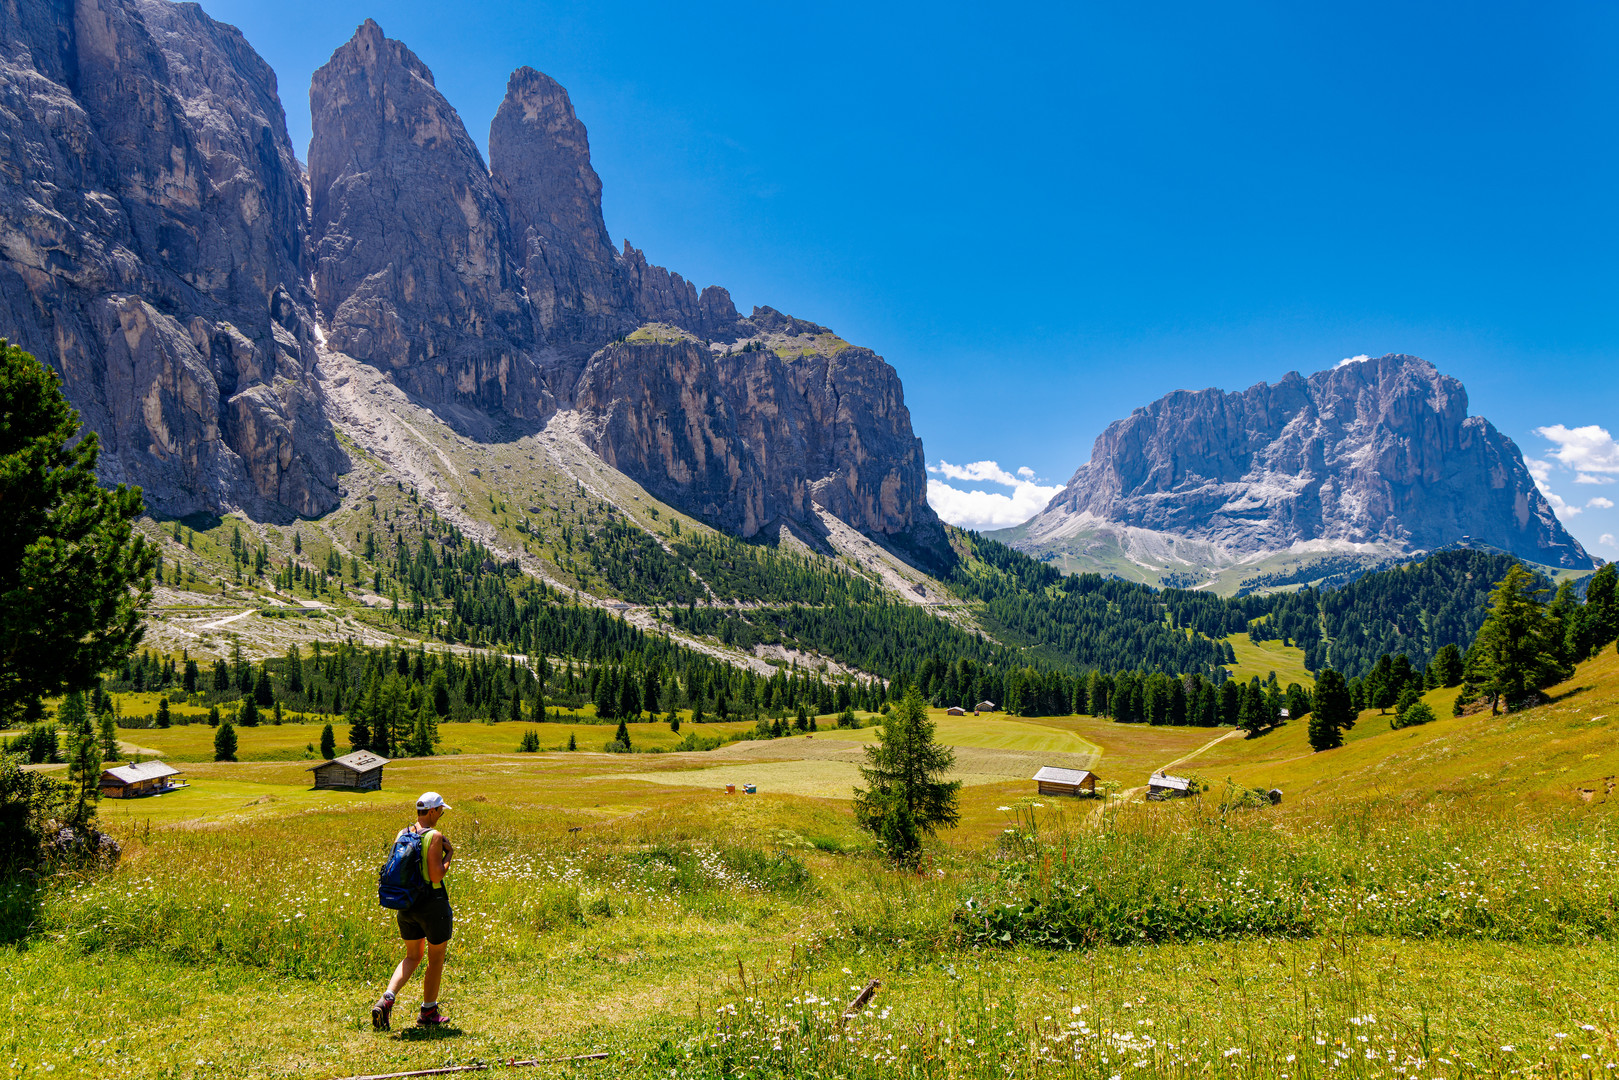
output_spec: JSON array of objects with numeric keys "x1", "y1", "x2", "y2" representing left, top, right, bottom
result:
[
  {"x1": 309, "y1": 20, "x2": 548, "y2": 424},
  {"x1": 1021, "y1": 354, "x2": 1590, "y2": 568},
  {"x1": 573, "y1": 329, "x2": 930, "y2": 539},
  {"x1": 0, "y1": 0, "x2": 344, "y2": 518},
  {"x1": 489, "y1": 67, "x2": 627, "y2": 351}
]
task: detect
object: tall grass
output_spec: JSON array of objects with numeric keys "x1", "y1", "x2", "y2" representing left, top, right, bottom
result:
[
  {"x1": 952, "y1": 800, "x2": 1616, "y2": 949},
  {"x1": 41, "y1": 805, "x2": 810, "y2": 979}
]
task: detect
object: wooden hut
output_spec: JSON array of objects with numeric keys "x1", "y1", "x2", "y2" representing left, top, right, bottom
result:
[
  {"x1": 1147, "y1": 772, "x2": 1192, "y2": 799},
  {"x1": 100, "y1": 761, "x2": 183, "y2": 799},
  {"x1": 946, "y1": 706, "x2": 967, "y2": 716},
  {"x1": 975, "y1": 700, "x2": 997, "y2": 712},
  {"x1": 309, "y1": 751, "x2": 388, "y2": 792},
  {"x1": 1032, "y1": 765, "x2": 1098, "y2": 798}
]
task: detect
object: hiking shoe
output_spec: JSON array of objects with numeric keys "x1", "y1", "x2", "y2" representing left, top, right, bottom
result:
[
  {"x1": 371, "y1": 996, "x2": 394, "y2": 1031},
  {"x1": 417, "y1": 1004, "x2": 449, "y2": 1027}
]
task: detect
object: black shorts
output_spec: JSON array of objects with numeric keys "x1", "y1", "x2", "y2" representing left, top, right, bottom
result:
[{"x1": 397, "y1": 889, "x2": 453, "y2": 945}]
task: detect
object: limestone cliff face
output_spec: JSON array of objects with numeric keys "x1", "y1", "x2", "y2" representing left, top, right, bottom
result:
[
  {"x1": 308, "y1": 20, "x2": 548, "y2": 423},
  {"x1": 1023, "y1": 354, "x2": 1590, "y2": 568},
  {"x1": 573, "y1": 321, "x2": 930, "y2": 539},
  {"x1": 0, "y1": 4, "x2": 939, "y2": 543},
  {"x1": 488, "y1": 67, "x2": 627, "y2": 351},
  {"x1": 0, "y1": 0, "x2": 343, "y2": 518}
]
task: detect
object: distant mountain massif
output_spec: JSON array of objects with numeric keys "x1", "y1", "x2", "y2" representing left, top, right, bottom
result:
[{"x1": 994, "y1": 354, "x2": 1591, "y2": 588}]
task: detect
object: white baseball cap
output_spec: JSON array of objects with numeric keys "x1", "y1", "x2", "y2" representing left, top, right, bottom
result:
[{"x1": 417, "y1": 791, "x2": 451, "y2": 812}]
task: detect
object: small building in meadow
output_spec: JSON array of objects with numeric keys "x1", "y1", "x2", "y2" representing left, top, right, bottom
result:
[
  {"x1": 309, "y1": 751, "x2": 388, "y2": 792},
  {"x1": 976, "y1": 700, "x2": 997, "y2": 712},
  {"x1": 100, "y1": 761, "x2": 183, "y2": 799},
  {"x1": 946, "y1": 706, "x2": 967, "y2": 716},
  {"x1": 1032, "y1": 765, "x2": 1098, "y2": 798},
  {"x1": 1147, "y1": 772, "x2": 1193, "y2": 799}
]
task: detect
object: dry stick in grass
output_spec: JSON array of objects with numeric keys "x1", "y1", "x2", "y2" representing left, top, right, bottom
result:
[
  {"x1": 839, "y1": 978, "x2": 881, "y2": 1027},
  {"x1": 333, "y1": 1053, "x2": 609, "y2": 1080}
]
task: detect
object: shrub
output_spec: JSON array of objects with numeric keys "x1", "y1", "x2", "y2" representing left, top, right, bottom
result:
[{"x1": 1392, "y1": 700, "x2": 1437, "y2": 729}]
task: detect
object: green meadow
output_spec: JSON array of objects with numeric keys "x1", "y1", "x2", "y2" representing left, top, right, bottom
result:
[{"x1": 13, "y1": 653, "x2": 1619, "y2": 1078}]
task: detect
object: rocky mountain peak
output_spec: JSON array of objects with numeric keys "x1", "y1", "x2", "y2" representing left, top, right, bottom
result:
[
  {"x1": 1015, "y1": 353, "x2": 1589, "y2": 570},
  {"x1": 489, "y1": 65, "x2": 625, "y2": 351},
  {"x1": 309, "y1": 20, "x2": 547, "y2": 426}
]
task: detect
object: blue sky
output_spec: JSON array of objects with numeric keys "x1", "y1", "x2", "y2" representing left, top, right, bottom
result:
[{"x1": 209, "y1": 0, "x2": 1619, "y2": 556}]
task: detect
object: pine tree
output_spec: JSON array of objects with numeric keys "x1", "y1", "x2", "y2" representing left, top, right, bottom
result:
[
  {"x1": 98, "y1": 708, "x2": 119, "y2": 761},
  {"x1": 1308, "y1": 669, "x2": 1354, "y2": 751},
  {"x1": 254, "y1": 662, "x2": 274, "y2": 707},
  {"x1": 613, "y1": 717, "x2": 631, "y2": 751},
  {"x1": 60, "y1": 692, "x2": 100, "y2": 828},
  {"x1": 214, "y1": 721, "x2": 238, "y2": 762},
  {"x1": 1465, "y1": 565, "x2": 1571, "y2": 713},
  {"x1": 407, "y1": 696, "x2": 436, "y2": 757},
  {"x1": 319, "y1": 722, "x2": 335, "y2": 759},
  {"x1": 0, "y1": 344, "x2": 156, "y2": 725},
  {"x1": 852, "y1": 686, "x2": 961, "y2": 864},
  {"x1": 567, "y1": 732, "x2": 577, "y2": 751},
  {"x1": 1429, "y1": 643, "x2": 1464, "y2": 687},
  {"x1": 238, "y1": 696, "x2": 259, "y2": 727}
]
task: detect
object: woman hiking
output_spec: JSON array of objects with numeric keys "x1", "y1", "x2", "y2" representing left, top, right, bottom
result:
[{"x1": 372, "y1": 792, "x2": 455, "y2": 1029}]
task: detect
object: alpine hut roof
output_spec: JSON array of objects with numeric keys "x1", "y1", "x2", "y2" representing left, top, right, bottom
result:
[
  {"x1": 308, "y1": 750, "x2": 389, "y2": 774},
  {"x1": 102, "y1": 761, "x2": 180, "y2": 785},
  {"x1": 1149, "y1": 772, "x2": 1192, "y2": 791},
  {"x1": 1032, "y1": 766, "x2": 1094, "y2": 786}
]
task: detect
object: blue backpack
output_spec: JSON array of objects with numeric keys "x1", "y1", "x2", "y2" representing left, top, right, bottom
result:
[{"x1": 378, "y1": 828, "x2": 431, "y2": 910}]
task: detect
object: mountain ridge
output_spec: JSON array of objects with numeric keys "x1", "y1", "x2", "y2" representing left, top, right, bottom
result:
[{"x1": 0, "y1": 1, "x2": 939, "y2": 550}]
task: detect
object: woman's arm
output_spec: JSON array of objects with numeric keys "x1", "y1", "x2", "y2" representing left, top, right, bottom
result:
[{"x1": 426, "y1": 831, "x2": 447, "y2": 883}]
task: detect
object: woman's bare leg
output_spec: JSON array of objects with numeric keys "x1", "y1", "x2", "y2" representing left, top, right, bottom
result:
[
  {"x1": 421, "y1": 941, "x2": 448, "y2": 1004},
  {"x1": 386, "y1": 937, "x2": 425, "y2": 997}
]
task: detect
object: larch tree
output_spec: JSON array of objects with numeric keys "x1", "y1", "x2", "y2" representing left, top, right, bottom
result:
[{"x1": 853, "y1": 686, "x2": 961, "y2": 864}]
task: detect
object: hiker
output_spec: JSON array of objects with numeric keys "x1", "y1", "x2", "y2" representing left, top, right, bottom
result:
[{"x1": 372, "y1": 791, "x2": 455, "y2": 1029}]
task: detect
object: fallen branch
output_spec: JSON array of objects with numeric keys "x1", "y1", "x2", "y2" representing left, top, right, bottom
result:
[
  {"x1": 332, "y1": 1052, "x2": 608, "y2": 1080},
  {"x1": 839, "y1": 978, "x2": 881, "y2": 1026}
]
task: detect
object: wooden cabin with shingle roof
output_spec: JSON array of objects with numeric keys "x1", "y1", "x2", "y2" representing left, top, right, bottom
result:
[
  {"x1": 309, "y1": 751, "x2": 388, "y2": 792},
  {"x1": 100, "y1": 761, "x2": 183, "y2": 799},
  {"x1": 1032, "y1": 765, "x2": 1098, "y2": 798}
]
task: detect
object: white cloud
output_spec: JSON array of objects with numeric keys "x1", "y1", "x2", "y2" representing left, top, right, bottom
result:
[
  {"x1": 1602, "y1": 534, "x2": 1617, "y2": 549},
  {"x1": 1531, "y1": 426, "x2": 1619, "y2": 526},
  {"x1": 1525, "y1": 457, "x2": 1581, "y2": 520},
  {"x1": 1335, "y1": 354, "x2": 1372, "y2": 369},
  {"x1": 925, "y1": 458, "x2": 1062, "y2": 531},
  {"x1": 1535, "y1": 424, "x2": 1619, "y2": 475},
  {"x1": 928, "y1": 459, "x2": 1020, "y2": 486}
]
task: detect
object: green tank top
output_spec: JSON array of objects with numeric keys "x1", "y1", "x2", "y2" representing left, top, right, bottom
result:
[{"x1": 405, "y1": 826, "x2": 444, "y2": 890}]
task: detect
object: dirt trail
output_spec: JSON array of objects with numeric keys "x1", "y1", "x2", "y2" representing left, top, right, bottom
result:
[
  {"x1": 1086, "y1": 728, "x2": 1246, "y2": 828},
  {"x1": 199, "y1": 609, "x2": 255, "y2": 631}
]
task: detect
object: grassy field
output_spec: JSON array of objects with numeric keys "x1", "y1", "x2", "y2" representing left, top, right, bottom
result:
[
  {"x1": 16, "y1": 654, "x2": 1619, "y2": 1077},
  {"x1": 1222, "y1": 632, "x2": 1315, "y2": 687},
  {"x1": 112, "y1": 717, "x2": 760, "y2": 762}
]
